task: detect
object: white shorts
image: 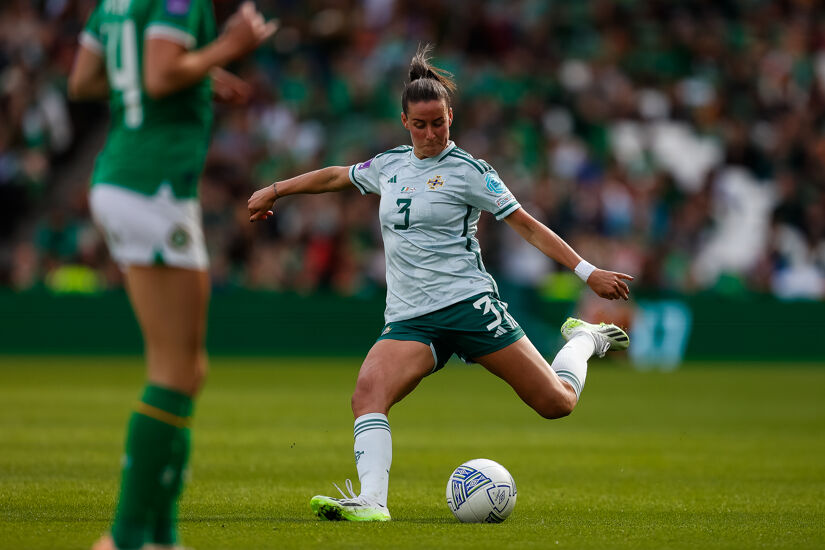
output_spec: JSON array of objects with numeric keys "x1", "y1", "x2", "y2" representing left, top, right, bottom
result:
[{"x1": 89, "y1": 183, "x2": 209, "y2": 270}]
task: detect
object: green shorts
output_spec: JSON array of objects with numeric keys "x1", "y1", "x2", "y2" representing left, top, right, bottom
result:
[{"x1": 376, "y1": 292, "x2": 525, "y2": 374}]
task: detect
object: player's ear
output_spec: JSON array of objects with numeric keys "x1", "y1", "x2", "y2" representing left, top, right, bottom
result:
[
  {"x1": 448, "y1": 107, "x2": 453, "y2": 127},
  {"x1": 401, "y1": 112, "x2": 409, "y2": 129}
]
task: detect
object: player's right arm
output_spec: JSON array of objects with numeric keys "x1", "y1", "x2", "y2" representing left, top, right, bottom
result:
[
  {"x1": 68, "y1": 2, "x2": 108, "y2": 100},
  {"x1": 68, "y1": 44, "x2": 109, "y2": 100},
  {"x1": 248, "y1": 166, "x2": 352, "y2": 222},
  {"x1": 144, "y1": 1, "x2": 276, "y2": 99}
]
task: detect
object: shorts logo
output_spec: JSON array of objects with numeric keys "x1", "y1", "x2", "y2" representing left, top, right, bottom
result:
[
  {"x1": 357, "y1": 159, "x2": 373, "y2": 170},
  {"x1": 169, "y1": 226, "x2": 190, "y2": 249},
  {"x1": 382, "y1": 325, "x2": 392, "y2": 335},
  {"x1": 427, "y1": 175, "x2": 445, "y2": 190},
  {"x1": 485, "y1": 172, "x2": 505, "y2": 194}
]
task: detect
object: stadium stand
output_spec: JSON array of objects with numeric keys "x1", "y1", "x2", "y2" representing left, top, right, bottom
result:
[{"x1": 1, "y1": 0, "x2": 823, "y2": 300}]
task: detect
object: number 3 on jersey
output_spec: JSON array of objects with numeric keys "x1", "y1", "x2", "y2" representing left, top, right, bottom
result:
[
  {"x1": 100, "y1": 19, "x2": 143, "y2": 129},
  {"x1": 394, "y1": 198, "x2": 411, "y2": 230}
]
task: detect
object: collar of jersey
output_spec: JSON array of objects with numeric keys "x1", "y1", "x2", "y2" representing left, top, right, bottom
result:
[{"x1": 408, "y1": 140, "x2": 456, "y2": 169}]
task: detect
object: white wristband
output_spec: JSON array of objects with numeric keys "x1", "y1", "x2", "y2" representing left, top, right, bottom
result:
[{"x1": 574, "y1": 260, "x2": 596, "y2": 282}]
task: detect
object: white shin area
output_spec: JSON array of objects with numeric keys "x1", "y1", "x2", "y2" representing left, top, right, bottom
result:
[
  {"x1": 353, "y1": 413, "x2": 392, "y2": 507},
  {"x1": 550, "y1": 333, "x2": 596, "y2": 399}
]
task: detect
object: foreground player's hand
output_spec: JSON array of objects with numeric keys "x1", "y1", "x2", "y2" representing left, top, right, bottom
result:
[
  {"x1": 588, "y1": 269, "x2": 633, "y2": 300},
  {"x1": 222, "y1": 2, "x2": 278, "y2": 58},
  {"x1": 248, "y1": 183, "x2": 277, "y2": 222},
  {"x1": 210, "y1": 68, "x2": 251, "y2": 104}
]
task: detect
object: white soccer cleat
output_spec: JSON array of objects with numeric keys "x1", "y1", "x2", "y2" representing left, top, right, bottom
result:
[
  {"x1": 310, "y1": 479, "x2": 391, "y2": 522},
  {"x1": 560, "y1": 317, "x2": 629, "y2": 357}
]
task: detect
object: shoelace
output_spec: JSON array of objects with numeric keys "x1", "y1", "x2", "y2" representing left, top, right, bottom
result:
[{"x1": 332, "y1": 478, "x2": 358, "y2": 500}]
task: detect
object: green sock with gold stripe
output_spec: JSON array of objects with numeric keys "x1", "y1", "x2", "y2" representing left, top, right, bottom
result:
[{"x1": 110, "y1": 385, "x2": 193, "y2": 550}]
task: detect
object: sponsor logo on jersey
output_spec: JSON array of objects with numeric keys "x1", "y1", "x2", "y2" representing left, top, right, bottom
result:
[
  {"x1": 427, "y1": 175, "x2": 445, "y2": 190},
  {"x1": 400, "y1": 186, "x2": 415, "y2": 193},
  {"x1": 485, "y1": 172, "x2": 505, "y2": 194},
  {"x1": 357, "y1": 158, "x2": 373, "y2": 170},
  {"x1": 496, "y1": 194, "x2": 514, "y2": 208},
  {"x1": 165, "y1": 0, "x2": 191, "y2": 15},
  {"x1": 354, "y1": 450, "x2": 365, "y2": 464}
]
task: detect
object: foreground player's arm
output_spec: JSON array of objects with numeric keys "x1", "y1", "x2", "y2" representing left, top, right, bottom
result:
[
  {"x1": 68, "y1": 45, "x2": 109, "y2": 100},
  {"x1": 143, "y1": 2, "x2": 276, "y2": 98},
  {"x1": 248, "y1": 166, "x2": 352, "y2": 221},
  {"x1": 504, "y1": 208, "x2": 633, "y2": 300}
]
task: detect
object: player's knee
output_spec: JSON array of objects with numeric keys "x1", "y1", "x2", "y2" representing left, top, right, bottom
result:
[
  {"x1": 350, "y1": 379, "x2": 369, "y2": 415},
  {"x1": 533, "y1": 393, "x2": 576, "y2": 419},
  {"x1": 350, "y1": 373, "x2": 387, "y2": 416},
  {"x1": 189, "y1": 351, "x2": 208, "y2": 395}
]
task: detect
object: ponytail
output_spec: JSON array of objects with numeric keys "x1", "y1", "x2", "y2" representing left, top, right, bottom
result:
[{"x1": 402, "y1": 44, "x2": 456, "y2": 114}]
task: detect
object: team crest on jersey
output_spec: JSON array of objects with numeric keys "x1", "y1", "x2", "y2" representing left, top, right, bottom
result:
[
  {"x1": 427, "y1": 175, "x2": 445, "y2": 190},
  {"x1": 485, "y1": 172, "x2": 505, "y2": 194}
]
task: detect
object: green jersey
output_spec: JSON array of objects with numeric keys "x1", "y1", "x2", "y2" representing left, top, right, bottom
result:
[{"x1": 81, "y1": 0, "x2": 216, "y2": 198}]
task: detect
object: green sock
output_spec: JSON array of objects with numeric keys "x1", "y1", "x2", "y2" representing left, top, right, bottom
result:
[{"x1": 111, "y1": 385, "x2": 193, "y2": 550}]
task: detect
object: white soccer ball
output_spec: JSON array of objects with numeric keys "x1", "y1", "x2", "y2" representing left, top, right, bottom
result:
[{"x1": 446, "y1": 458, "x2": 517, "y2": 523}]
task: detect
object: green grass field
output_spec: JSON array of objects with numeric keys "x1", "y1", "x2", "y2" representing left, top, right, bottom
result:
[{"x1": 1, "y1": 357, "x2": 823, "y2": 550}]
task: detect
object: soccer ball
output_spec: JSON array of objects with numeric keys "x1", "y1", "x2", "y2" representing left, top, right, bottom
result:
[{"x1": 446, "y1": 458, "x2": 517, "y2": 523}]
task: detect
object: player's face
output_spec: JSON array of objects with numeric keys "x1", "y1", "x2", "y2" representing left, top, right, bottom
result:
[{"x1": 402, "y1": 99, "x2": 453, "y2": 159}]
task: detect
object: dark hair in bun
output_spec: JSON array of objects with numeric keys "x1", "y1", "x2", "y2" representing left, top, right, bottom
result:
[{"x1": 401, "y1": 43, "x2": 456, "y2": 114}]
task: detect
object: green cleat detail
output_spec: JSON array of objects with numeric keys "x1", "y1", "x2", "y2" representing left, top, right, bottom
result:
[
  {"x1": 310, "y1": 495, "x2": 391, "y2": 522},
  {"x1": 561, "y1": 317, "x2": 629, "y2": 357}
]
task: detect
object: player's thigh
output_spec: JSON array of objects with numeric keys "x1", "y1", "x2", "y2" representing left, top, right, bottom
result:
[
  {"x1": 474, "y1": 336, "x2": 571, "y2": 414},
  {"x1": 124, "y1": 265, "x2": 210, "y2": 352},
  {"x1": 353, "y1": 339, "x2": 435, "y2": 415}
]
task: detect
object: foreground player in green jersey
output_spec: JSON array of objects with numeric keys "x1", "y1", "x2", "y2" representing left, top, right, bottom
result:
[
  {"x1": 248, "y1": 45, "x2": 633, "y2": 522},
  {"x1": 69, "y1": 1, "x2": 275, "y2": 548}
]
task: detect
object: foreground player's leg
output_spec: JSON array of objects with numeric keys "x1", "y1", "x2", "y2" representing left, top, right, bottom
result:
[
  {"x1": 112, "y1": 386, "x2": 193, "y2": 548},
  {"x1": 310, "y1": 340, "x2": 433, "y2": 522},
  {"x1": 96, "y1": 267, "x2": 208, "y2": 550}
]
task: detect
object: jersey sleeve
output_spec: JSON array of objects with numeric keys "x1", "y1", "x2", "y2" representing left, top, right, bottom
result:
[
  {"x1": 464, "y1": 166, "x2": 521, "y2": 220},
  {"x1": 79, "y1": 3, "x2": 103, "y2": 55},
  {"x1": 348, "y1": 156, "x2": 383, "y2": 196},
  {"x1": 145, "y1": 0, "x2": 202, "y2": 49}
]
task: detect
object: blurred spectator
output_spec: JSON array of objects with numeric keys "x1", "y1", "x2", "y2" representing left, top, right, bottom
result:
[{"x1": 2, "y1": 0, "x2": 823, "y2": 301}]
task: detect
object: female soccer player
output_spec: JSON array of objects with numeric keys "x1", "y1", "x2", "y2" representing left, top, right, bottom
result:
[
  {"x1": 248, "y1": 45, "x2": 633, "y2": 522},
  {"x1": 69, "y1": 1, "x2": 274, "y2": 548}
]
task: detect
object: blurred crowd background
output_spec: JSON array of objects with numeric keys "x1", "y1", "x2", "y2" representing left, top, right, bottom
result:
[{"x1": 1, "y1": 0, "x2": 824, "y2": 301}]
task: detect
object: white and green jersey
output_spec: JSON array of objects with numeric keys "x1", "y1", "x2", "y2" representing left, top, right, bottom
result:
[
  {"x1": 349, "y1": 141, "x2": 521, "y2": 323},
  {"x1": 81, "y1": 0, "x2": 216, "y2": 198}
]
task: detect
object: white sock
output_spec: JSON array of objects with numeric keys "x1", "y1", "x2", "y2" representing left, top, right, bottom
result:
[
  {"x1": 551, "y1": 333, "x2": 596, "y2": 399},
  {"x1": 353, "y1": 413, "x2": 392, "y2": 507}
]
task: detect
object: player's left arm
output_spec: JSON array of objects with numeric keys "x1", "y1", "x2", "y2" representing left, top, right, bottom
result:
[
  {"x1": 68, "y1": 44, "x2": 109, "y2": 100},
  {"x1": 503, "y1": 207, "x2": 633, "y2": 301}
]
